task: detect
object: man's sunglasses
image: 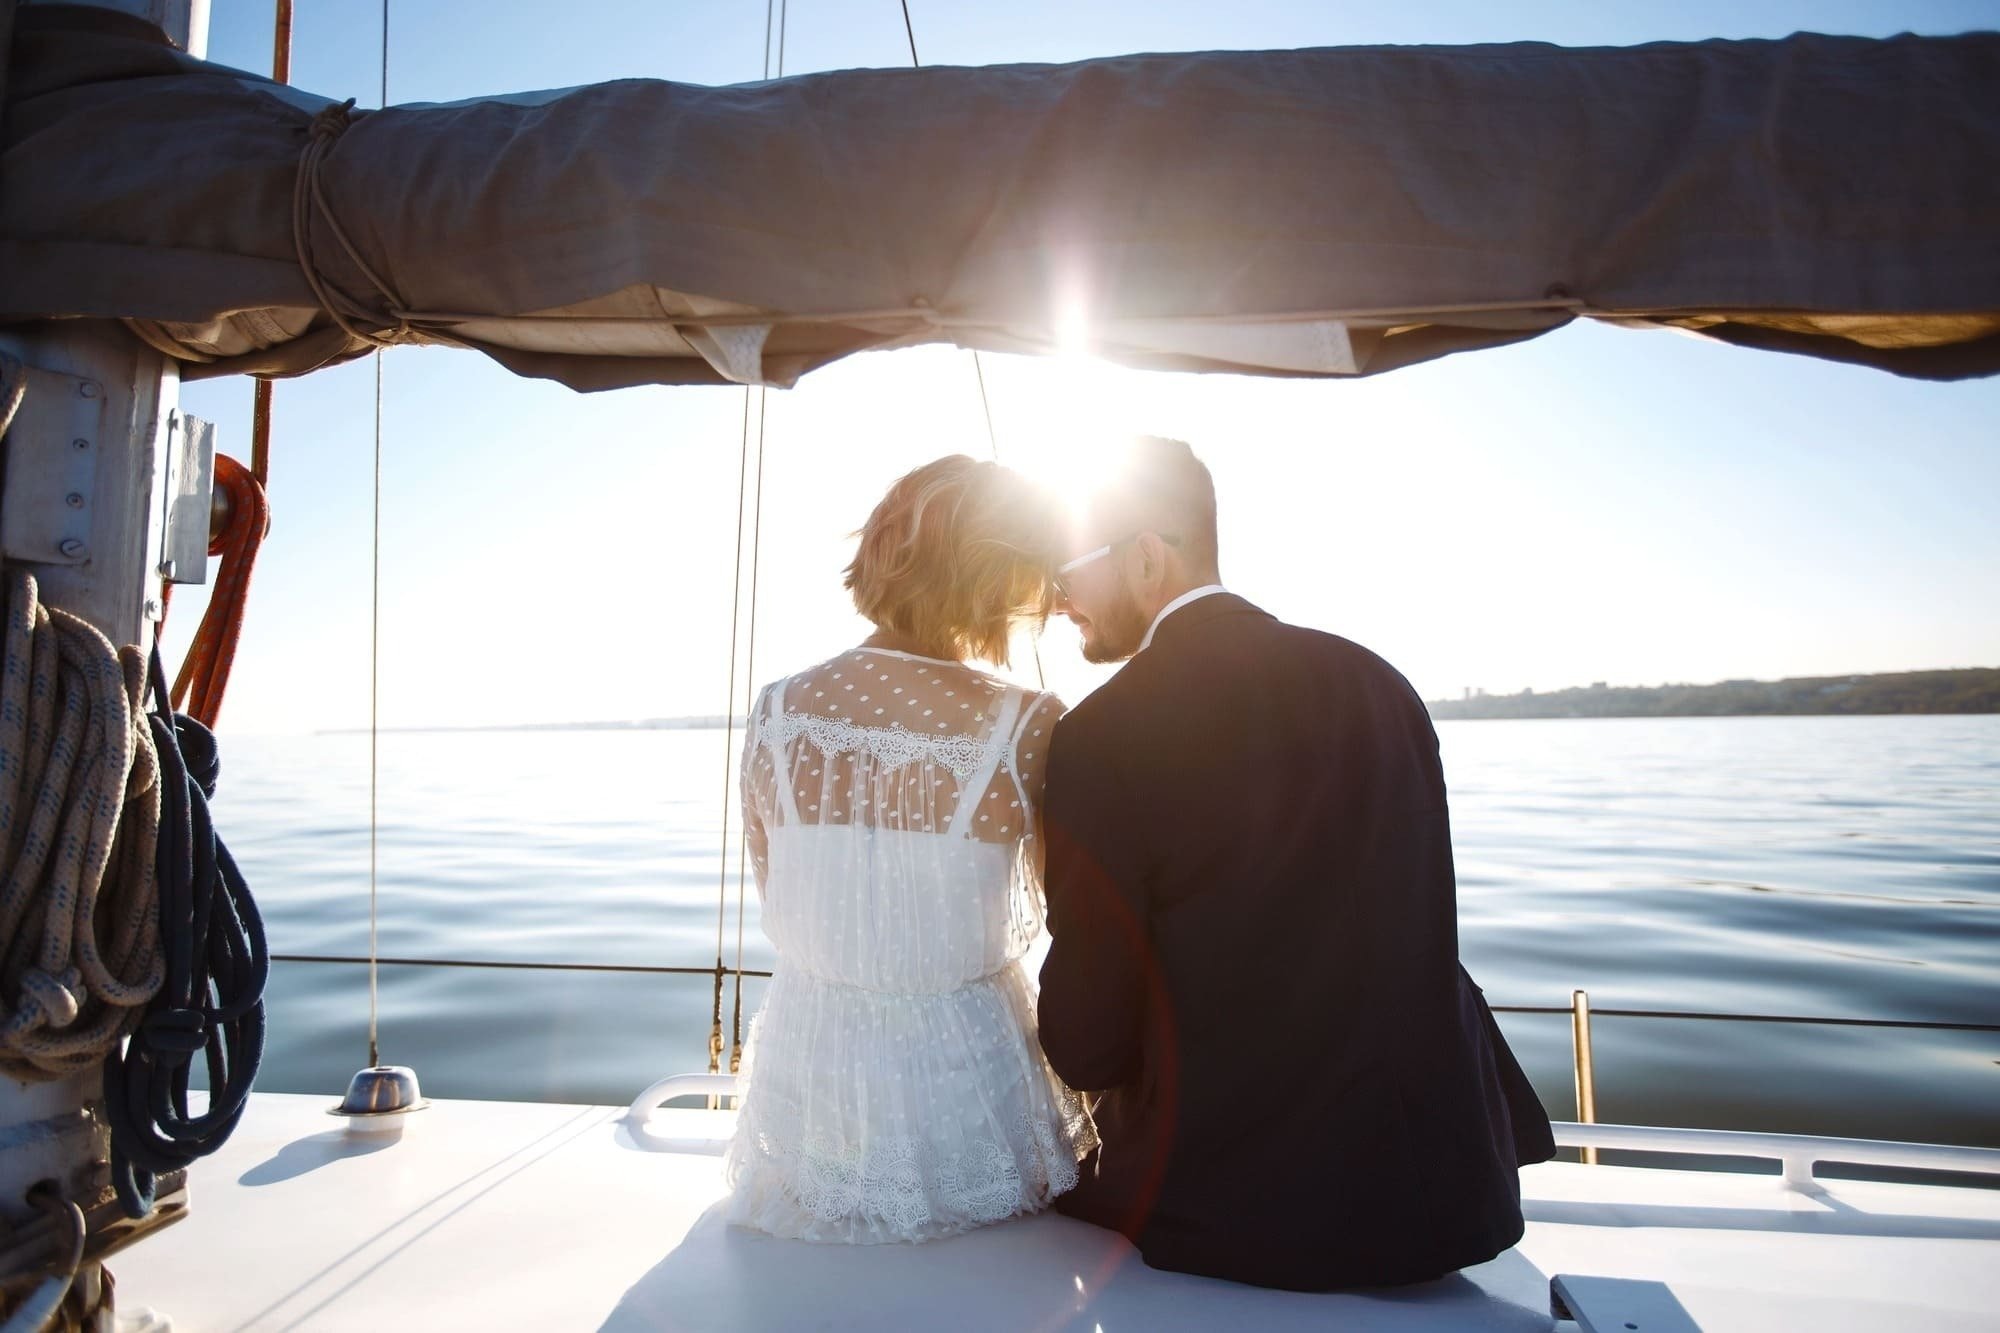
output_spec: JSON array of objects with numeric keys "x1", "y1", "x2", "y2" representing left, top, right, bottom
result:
[{"x1": 1053, "y1": 532, "x2": 1181, "y2": 598}]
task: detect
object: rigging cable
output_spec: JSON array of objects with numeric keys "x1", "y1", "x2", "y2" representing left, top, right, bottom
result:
[
  {"x1": 367, "y1": 353, "x2": 382, "y2": 1068},
  {"x1": 366, "y1": 0, "x2": 390, "y2": 1071},
  {"x1": 731, "y1": 390, "x2": 769, "y2": 1074},
  {"x1": 730, "y1": 0, "x2": 787, "y2": 1078},
  {"x1": 777, "y1": 0, "x2": 789, "y2": 89},
  {"x1": 901, "y1": 3, "x2": 1049, "y2": 692},
  {"x1": 709, "y1": 389, "x2": 754, "y2": 1079},
  {"x1": 710, "y1": 0, "x2": 787, "y2": 1084}
]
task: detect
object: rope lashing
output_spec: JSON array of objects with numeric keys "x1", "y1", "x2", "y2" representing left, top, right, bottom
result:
[
  {"x1": 102, "y1": 644, "x2": 268, "y2": 1219},
  {"x1": 0, "y1": 572, "x2": 164, "y2": 1081},
  {"x1": 0, "y1": 353, "x2": 26, "y2": 440},
  {"x1": 291, "y1": 98, "x2": 417, "y2": 350},
  {"x1": 170, "y1": 454, "x2": 270, "y2": 727}
]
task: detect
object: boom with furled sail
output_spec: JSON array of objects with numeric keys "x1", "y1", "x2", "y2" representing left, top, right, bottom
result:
[{"x1": 5, "y1": 8, "x2": 1999, "y2": 393}]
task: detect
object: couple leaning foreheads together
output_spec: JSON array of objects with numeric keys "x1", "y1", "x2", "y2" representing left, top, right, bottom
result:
[{"x1": 725, "y1": 435, "x2": 1554, "y2": 1292}]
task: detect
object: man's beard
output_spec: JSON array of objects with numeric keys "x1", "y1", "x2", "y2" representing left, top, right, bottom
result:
[{"x1": 1080, "y1": 581, "x2": 1150, "y2": 664}]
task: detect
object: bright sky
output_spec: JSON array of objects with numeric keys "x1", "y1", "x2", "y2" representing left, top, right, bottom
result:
[{"x1": 174, "y1": 0, "x2": 2000, "y2": 733}]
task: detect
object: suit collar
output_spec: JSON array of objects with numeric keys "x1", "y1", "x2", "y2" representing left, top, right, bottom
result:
[
  {"x1": 1139, "y1": 584, "x2": 1228, "y2": 653},
  {"x1": 1145, "y1": 590, "x2": 1269, "y2": 653}
]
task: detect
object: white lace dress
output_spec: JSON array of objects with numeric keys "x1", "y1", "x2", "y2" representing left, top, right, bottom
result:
[{"x1": 726, "y1": 647, "x2": 1094, "y2": 1244}]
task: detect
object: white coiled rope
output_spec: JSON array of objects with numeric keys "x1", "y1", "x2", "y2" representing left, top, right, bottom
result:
[{"x1": 0, "y1": 570, "x2": 164, "y2": 1080}]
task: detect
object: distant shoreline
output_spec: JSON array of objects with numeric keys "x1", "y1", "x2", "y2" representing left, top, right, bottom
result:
[
  {"x1": 317, "y1": 667, "x2": 2000, "y2": 732},
  {"x1": 319, "y1": 716, "x2": 746, "y2": 736},
  {"x1": 1425, "y1": 668, "x2": 1999, "y2": 720}
]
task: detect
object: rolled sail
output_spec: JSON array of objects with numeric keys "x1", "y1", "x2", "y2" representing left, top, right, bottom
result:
[{"x1": 5, "y1": 8, "x2": 1998, "y2": 390}]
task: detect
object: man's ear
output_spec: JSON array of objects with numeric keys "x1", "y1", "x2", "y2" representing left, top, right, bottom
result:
[{"x1": 1135, "y1": 532, "x2": 1168, "y2": 584}]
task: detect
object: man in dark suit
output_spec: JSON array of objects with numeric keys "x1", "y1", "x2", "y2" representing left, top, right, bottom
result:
[{"x1": 1038, "y1": 436, "x2": 1554, "y2": 1292}]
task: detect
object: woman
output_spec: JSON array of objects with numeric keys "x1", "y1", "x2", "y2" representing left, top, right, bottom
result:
[{"x1": 726, "y1": 455, "x2": 1093, "y2": 1244}]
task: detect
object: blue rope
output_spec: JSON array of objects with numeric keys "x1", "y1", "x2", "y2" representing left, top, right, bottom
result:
[{"x1": 102, "y1": 644, "x2": 268, "y2": 1218}]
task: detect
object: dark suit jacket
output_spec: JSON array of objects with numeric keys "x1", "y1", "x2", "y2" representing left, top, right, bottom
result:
[{"x1": 1038, "y1": 593, "x2": 1554, "y2": 1291}]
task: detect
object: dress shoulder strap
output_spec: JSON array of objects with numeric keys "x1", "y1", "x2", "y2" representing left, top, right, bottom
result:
[
  {"x1": 760, "y1": 681, "x2": 803, "y2": 826},
  {"x1": 945, "y1": 686, "x2": 1023, "y2": 841},
  {"x1": 1001, "y1": 689, "x2": 1049, "y2": 814}
]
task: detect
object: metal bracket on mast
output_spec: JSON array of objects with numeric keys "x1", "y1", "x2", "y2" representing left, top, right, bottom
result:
[
  {"x1": 0, "y1": 370, "x2": 209, "y2": 584},
  {"x1": 0, "y1": 365, "x2": 107, "y2": 567},
  {"x1": 0, "y1": 321, "x2": 182, "y2": 645},
  {"x1": 156, "y1": 410, "x2": 216, "y2": 587}
]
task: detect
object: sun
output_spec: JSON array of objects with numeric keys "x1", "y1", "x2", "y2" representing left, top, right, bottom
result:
[{"x1": 984, "y1": 352, "x2": 1133, "y2": 528}]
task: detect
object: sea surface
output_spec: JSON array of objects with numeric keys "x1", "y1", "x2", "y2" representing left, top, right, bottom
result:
[{"x1": 207, "y1": 715, "x2": 1999, "y2": 1151}]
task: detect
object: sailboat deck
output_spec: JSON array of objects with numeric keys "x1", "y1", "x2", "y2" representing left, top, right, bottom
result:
[{"x1": 107, "y1": 1092, "x2": 2000, "y2": 1332}]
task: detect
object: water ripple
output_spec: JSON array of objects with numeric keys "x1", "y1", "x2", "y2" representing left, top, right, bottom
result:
[{"x1": 205, "y1": 716, "x2": 2000, "y2": 1147}]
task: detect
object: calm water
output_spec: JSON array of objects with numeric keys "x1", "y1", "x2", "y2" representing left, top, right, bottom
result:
[{"x1": 208, "y1": 715, "x2": 2000, "y2": 1150}]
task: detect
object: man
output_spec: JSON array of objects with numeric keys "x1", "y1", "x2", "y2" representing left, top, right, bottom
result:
[{"x1": 1038, "y1": 436, "x2": 1554, "y2": 1292}]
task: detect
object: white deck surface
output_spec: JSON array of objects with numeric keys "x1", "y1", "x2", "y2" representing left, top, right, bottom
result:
[{"x1": 108, "y1": 1092, "x2": 2000, "y2": 1332}]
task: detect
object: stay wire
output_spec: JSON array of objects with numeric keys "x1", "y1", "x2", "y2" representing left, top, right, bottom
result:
[
  {"x1": 731, "y1": 391, "x2": 769, "y2": 1071},
  {"x1": 728, "y1": 0, "x2": 786, "y2": 1078},
  {"x1": 366, "y1": 0, "x2": 389, "y2": 1071},
  {"x1": 710, "y1": 389, "x2": 754, "y2": 1074},
  {"x1": 367, "y1": 360, "x2": 381, "y2": 1069},
  {"x1": 909, "y1": 5, "x2": 1047, "y2": 693}
]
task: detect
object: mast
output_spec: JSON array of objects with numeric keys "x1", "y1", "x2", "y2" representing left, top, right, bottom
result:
[{"x1": 0, "y1": 2, "x2": 217, "y2": 1323}]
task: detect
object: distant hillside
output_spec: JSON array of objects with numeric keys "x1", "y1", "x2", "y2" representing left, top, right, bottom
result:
[{"x1": 1427, "y1": 668, "x2": 2000, "y2": 720}]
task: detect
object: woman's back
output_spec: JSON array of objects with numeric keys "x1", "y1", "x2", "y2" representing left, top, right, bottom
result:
[
  {"x1": 747, "y1": 649, "x2": 1052, "y2": 991},
  {"x1": 729, "y1": 648, "x2": 1089, "y2": 1243}
]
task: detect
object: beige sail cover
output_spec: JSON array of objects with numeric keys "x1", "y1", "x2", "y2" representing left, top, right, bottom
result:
[{"x1": 4, "y1": 7, "x2": 1998, "y2": 390}]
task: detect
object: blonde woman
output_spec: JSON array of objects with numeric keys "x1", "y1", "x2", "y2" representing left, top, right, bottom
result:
[{"x1": 726, "y1": 455, "x2": 1093, "y2": 1244}]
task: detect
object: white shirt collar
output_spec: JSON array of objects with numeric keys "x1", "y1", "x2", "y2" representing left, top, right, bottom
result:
[{"x1": 1139, "y1": 585, "x2": 1229, "y2": 653}]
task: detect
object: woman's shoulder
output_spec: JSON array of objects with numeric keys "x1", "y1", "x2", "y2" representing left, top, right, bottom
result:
[
  {"x1": 759, "y1": 650, "x2": 1065, "y2": 733},
  {"x1": 1013, "y1": 685, "x2": 1067, "y2": 729}
]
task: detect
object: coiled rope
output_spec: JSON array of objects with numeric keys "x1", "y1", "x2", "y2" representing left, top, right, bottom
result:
[
  {"x1": 169, "y1": 453, "x2": 270, "y2": 727},
  {"x1": 102, "y1": 646, "x2": 268, "y2": 1218},
  {"x1": 0, "y1": 572, "x2": 164, "y2": 1081}
]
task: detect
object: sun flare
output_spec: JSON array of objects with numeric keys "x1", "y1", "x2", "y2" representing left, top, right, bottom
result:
[{"x1": 985, "y1": 352, "x2": 1132, "y2": 529}]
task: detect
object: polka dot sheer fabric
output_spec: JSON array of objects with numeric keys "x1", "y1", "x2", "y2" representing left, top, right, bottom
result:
[{"x1": 726, "y1": 647, "x2": 1094, "y2": 1243}]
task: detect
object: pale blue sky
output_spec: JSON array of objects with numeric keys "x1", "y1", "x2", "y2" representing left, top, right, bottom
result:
[{"x1": 175, "y1": 1, "x2": 2000, "y2": 732}]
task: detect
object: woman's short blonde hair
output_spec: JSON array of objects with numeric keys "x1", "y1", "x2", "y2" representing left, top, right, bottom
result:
[{"x1": 844, "y1": 455, "x2": 1059, "y2": 668}]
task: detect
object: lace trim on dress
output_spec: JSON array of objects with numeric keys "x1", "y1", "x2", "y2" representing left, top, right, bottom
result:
[
  {"x1": 734, "y1": 1104, "x2": 1091, "y2": 1236},
  {"x1": 765, "y1": 709, "x2": 1000, "y2": 780}
]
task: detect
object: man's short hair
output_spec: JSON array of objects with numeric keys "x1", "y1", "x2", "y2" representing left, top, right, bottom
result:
[{"x1": 1097, "y1": 435, "x2": 1220, "y2": 573}]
